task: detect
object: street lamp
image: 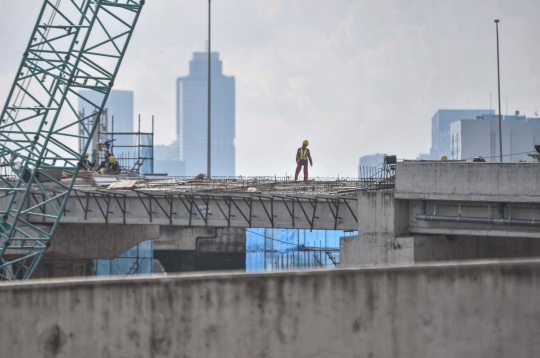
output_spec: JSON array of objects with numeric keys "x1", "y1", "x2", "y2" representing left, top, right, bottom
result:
[
  {"x1": 207, "y1": 0, "x2": 212, "y2": 178},
  {"x1": 495, "y1": 19, "x2": 503, "y2": 162}
]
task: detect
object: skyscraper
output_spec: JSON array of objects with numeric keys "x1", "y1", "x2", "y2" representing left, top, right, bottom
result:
[
  {"x1": 430, "y1": 109, "x2": 494, "y2": 159},
  {"x1": 450, "y1": 114, "x2": 538, "y2": 162},
  {"x1": 177, "y1": 51, "x2": 235, "y2": 176}
]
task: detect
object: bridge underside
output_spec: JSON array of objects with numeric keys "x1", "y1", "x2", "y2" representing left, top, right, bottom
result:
[{"x1": 31, "y1": 187, "x2": 360, "y2": 231}]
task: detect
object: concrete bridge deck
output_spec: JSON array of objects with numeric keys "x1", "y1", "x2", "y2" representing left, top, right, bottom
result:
[
  {"x1": 27, "y1": 178, "x2": 380, "y2": 231},
  {"x1": 343, "y1": 162, "x2": 540, "y2": 267}
]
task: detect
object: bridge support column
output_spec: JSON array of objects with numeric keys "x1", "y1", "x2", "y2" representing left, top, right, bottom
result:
[{"x1": 341, "y1": 191, "x2": 412, "y2": 267}]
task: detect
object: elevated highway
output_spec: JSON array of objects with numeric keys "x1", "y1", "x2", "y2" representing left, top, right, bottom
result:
[
  {"x1": 1, "y1": 176, "x2": 392, "y2": 276},
  {"x1": 342, "y1": 161, "x2": 540, "y2": 267},
  {"x1": 27, "y1": 177, "x2": 387, "y2": 231}
]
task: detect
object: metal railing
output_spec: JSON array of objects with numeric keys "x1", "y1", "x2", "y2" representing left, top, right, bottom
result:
[{"x1": 134, "y1": 166, "x2": 395, "y2": 196}]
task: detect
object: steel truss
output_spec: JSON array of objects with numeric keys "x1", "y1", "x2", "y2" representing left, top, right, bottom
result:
[
  {"x1": 0, "y1": 0, "x2": 143, "y2": 280},
  {"x1": 36, "y1": 189, "x2": 359, "y2": 231}
]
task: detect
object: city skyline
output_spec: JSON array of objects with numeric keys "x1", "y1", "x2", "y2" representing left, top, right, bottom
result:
[{"x1": 3, "y1": 1, "x2": 540, "y2": 177}]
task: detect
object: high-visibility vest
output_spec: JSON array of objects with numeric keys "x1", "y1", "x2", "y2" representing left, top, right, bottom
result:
[{"x1": 299, "y1": 148, "x2": 308, "y2": 160}]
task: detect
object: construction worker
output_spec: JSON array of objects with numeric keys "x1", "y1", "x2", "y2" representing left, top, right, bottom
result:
[
  {"x1": 77, "y1": 153, "x2": 94, "y2": 171},
  {"x1": 295, "y1": 140, "x2": 313, "y2": 182},
  {"x1": 441, "y1": 155, "x2": 448, "y2": 161},
  {"x1": 107, "y1": 155, "x2": 120, "y2": 175},
  {"x1": 473, "y1": 156, "x2": 486, "y2": 162}
]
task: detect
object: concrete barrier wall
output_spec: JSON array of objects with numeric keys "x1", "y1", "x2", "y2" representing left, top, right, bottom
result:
[
  {"x1": 2, "y1": 260, "x2": 540, "y2": 357},
  {"x1": 396, "y1": 162, "x2": 540, "y2": 201}
]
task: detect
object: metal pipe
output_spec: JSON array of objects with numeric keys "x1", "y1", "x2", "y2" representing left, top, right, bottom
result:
[{"x1": 416, "y1": 214, "x2": 540, "y2": 226}]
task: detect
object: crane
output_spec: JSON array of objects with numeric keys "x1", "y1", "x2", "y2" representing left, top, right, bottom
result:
[{"x1": 0, "y1": 0, "x2": 144, "y2": 280}]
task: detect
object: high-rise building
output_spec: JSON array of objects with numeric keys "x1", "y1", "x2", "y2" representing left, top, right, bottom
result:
[
  {"x1": 430, "y1": 109, "x2": 494, "y2": 159},
  {"x1": 154, "y1": 140, "x2": 186, "y2": 176},
  {"x1": 177, "y1": 51, "x2": 235, "y2": 176},
  {"x1": 451, "y1": 115, "x2": 540, "y2": 162}
]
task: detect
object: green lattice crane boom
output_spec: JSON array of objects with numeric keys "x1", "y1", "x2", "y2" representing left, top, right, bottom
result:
[{"x1": 0, "y1": 0, "x2": 144, "y2": 280}]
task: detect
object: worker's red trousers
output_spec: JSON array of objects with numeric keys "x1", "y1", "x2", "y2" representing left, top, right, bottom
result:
[{"x1": 295, "y1": 160, "x2": 309, "y2": 181}]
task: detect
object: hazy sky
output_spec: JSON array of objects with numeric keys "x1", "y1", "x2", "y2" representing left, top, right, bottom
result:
[{"x1": 1, "y1": 0, "x2": 540, "y2": 177}]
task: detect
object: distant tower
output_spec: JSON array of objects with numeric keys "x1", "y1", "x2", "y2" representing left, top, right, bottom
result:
[{"x1": 177, "y1": 51, "x2": 236, "y2": 176}]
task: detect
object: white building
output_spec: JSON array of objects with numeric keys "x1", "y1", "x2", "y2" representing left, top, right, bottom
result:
[
  {"x1": 430, "y1": 109, "x2": 494, "y2": 159},
  {"x1": 450, "y1": 118, "x2": 540, "y2": 162}
]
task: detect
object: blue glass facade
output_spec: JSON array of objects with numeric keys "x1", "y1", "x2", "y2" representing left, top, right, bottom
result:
[
  {"x1": 96, "y1": 240, "x2": 153, "y2": 276},
  {"x1": 246, "y1": 229, "x2": 357, "y2": 271}
]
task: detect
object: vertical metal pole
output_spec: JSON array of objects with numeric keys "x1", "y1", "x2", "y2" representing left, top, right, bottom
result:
[
  {"x1": 318, "y1": 240, "x2": 321, "y2": 267},
  {"x1": 111, "y1": 115, "x2": 115, "y2": 160},
  {"x1": 207, "y1": 0, "x2": 212, "y2": 178},
  {"x1": 495, "y1": 19, "x2": 503, "y2": 162},
  {"x1": 138, "y1": 114, "x2": 141, "y2": 173},
  {"x1": 152, "y1": 115, "x2": 155, "y2": 173}
]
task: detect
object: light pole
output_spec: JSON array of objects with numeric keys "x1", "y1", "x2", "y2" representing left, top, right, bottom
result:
[
  {"x1": 207, "y1": 0, "x2": 212, "y2": 178},
  {"x1": 495, "y1": 19, "x2": 503, "y2": 162}
]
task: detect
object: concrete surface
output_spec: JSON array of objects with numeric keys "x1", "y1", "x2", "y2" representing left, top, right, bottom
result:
[
  {"x1": 343, "y1": 163, "x2": 540, "y2": 267},
  {"x1": 2, "y1": 259, "x2": 540, "y2": 357},
  {"x1": 341, "y1": 192, "x2": 412, "y2": 267},
  {"x1": 407, "y1": 199, "x2": 540, "y2": 239},
  {"x1": 395, "y1": 161, "x2": 540, "y2": 202},
  {"x1": 33, "y1": 259, "x2": 87, "y2": 279},
  {"x1": 414, "y1": 234, "x2": 540, "y2": 262},
  {"x1": 47, "y1": 224, "x2": 159, "y2": 259},
  {"x1": 155, "y1": 226, "x2": 246, "y2": 252},
  {"x1": 30, "y1": 192, "x2": 358, "y2": 230}
]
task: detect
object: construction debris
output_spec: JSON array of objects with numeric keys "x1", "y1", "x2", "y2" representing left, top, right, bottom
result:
[{"x1": 107, "y1": 180, "x2": 139, "y2": 189}]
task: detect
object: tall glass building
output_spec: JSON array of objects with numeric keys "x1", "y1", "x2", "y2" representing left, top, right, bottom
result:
[{"x1": 177, "y1": 52, "x2": 235, "y2": 176}]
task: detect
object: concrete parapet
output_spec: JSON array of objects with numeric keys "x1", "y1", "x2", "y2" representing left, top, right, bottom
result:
[
  {"x1": 2, "y1": 260, "x2": 540, "y2": 357},
  {"x1": 396, "y1": 161, "x2": 540, "y2": 202}
]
